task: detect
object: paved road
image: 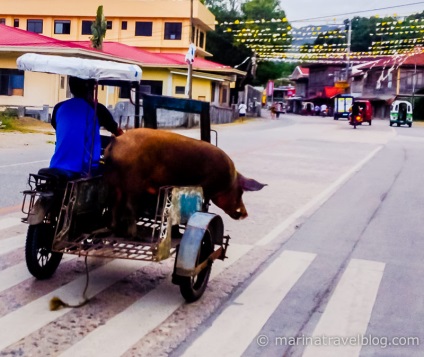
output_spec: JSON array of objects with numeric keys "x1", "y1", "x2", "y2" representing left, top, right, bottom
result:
[{"x1": 0, "y1": 114, "x2": 422, "y2": 356}]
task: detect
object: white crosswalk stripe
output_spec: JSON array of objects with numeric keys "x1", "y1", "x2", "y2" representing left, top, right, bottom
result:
[
  {"x1": 0, "y1": 255, "x2": 75, "y2": 293},
  {"x1": 0, "y1": 259, "x2": 150, "y2": 351},
  {"x1": 0, "y1": 233, "x2": 25, "y2": 256},
  {"x1": 0, "y1": 217, "x2": 22, "y2": 231},
  {"x1": 0, "y1": 215, "x2": 387, "y2": 356},
  {"x1": 59, "y1": 243, "x2": 252, "y2": 357},
  {"x1": 182, "y1": 250, "x2": 317, "y2": 357},
  {"x1": 302, "y1": 259, "x2": 385, "y2": 357}
]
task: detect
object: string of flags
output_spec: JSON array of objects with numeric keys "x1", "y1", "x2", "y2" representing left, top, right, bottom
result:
[{"x1": 214, "y1": 13, "x2": 424, "y2": 61}]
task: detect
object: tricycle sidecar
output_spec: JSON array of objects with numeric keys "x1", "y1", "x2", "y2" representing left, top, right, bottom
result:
[
  {"x1": 19, "y1": 53, "x2": 229, "y2": 302},
  {"x1": 390, "y1": 100, "x2": 413, "y2": 127}
]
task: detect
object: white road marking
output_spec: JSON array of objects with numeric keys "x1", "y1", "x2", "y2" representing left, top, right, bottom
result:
[
  {"x1": 181, "y1": 250, "x2": 316, "y2": 357},
  {"x1": 0, "y1": 217, "x2": 23, "y2": 231},
  {"x1": 0, "y1": 160, "x2": 49, "y2": 169},
  {"x1": 0, "y1": 255, "x2": 75, "y2": 293},
  {"x1": 256, "y1": 146, "x2": 383, "y2": 246},
  {"x1": 0, "y1": 234, "x2": 25, "y2": 256},
  {"x1": 302, "y1": 259, "x2": 385, "y2": 357},
  {"x1": 0, "y1": 259, "x2": 149, "y2": 351},
  {"x1": 59, "y1": 243, "x2": 252, "y2": 357}
]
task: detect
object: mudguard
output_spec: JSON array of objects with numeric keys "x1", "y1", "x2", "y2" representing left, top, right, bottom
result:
[
  {"x1": 27, "y1": 194, "x2": 54, "y2": 225},
  {"x1": 174, "y1": 212, "x2": 223, "y2": 278}
]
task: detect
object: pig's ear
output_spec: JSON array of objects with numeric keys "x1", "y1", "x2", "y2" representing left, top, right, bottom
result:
[{"x1": 238, "y1": 173, "x2": 267, "y2": 191}]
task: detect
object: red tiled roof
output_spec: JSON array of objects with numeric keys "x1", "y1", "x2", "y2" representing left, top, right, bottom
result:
[
  {"x1": 0, "y1": 24, "x2": 84, "y2": 49},
  {"x1": 73, "y1": 41, "x2": 234, "y2": 70},
  {"x1": 355, "y1": 52, "x2": 424, "y2": 70},
  {"x1": 158, "y1": 52, "x2": 233, "y2": 70},
  {"x1": 299, "y1": 67, "x2": 309, "y2": 75},
  {"x1": 0, "y1": 24, "x2": 238, "y2": 73},
  {"x1": 72, "y1": 41, "x2": 179, "y2": 66}
]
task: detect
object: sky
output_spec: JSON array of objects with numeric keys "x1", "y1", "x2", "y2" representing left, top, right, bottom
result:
[{"x1": 281, "y1": 0, "x2": 424, "y2": 25}]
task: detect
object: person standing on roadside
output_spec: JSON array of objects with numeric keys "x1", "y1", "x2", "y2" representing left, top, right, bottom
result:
[{"x1": 238, "y1": 101, "x2": 247, "y2": 118}]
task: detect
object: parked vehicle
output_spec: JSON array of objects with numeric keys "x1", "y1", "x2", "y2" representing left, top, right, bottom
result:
[
  {"x1": 275, "y1": 102, "x2": 286, "y2": 118},
  {"x1": 334, "y1": 95, "x2": 354, "y2": 120},
  {"x1": 300, "y1": 101, "x2": 314, "y2": 115},
  {"x1": 355, "y1": 100, "x2": 373, "y2": 125},
  {"x1": 390, "y1": 100, "x2": 413, "y2": 127}
]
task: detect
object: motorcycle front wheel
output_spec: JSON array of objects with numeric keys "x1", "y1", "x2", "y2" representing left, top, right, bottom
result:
[{"x1": 25, "y1": 223, "x2": 63, "y2": 279}]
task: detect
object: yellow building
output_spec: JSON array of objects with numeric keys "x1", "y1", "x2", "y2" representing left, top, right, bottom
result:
[
  {"x1": 0, "y1": 0, "x2": 214, "y2": 58},
  {"x1": 0, "y1": 25, "x2": 245, "y2": 117}
]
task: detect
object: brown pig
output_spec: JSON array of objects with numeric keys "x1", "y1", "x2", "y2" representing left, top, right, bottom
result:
[{"x1": 103, "y1": 128, "x2": 266, "y2": 234}]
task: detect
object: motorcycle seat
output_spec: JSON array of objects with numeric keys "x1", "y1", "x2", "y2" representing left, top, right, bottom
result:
[{"x1": 37, "y1": 167, "x2": 82, "y2": 183}]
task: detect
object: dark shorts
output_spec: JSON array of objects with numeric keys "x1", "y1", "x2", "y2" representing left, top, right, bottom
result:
[{"x1": 239, "y1": 113, "x2": 246, "y2": 117}]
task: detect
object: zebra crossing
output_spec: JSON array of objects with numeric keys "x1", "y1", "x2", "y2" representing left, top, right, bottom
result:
[{"x1": 0, "y1": 212, "x2": 391, "y2": 356}]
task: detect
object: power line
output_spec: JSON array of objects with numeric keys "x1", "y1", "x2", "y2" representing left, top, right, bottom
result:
[{"x1": 289, "y1": 1, "x2": 424, "y2": 23}]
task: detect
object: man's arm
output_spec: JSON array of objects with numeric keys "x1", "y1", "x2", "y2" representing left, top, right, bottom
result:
[
  {"x1": 51, "y1": 102, "x2": 64, "y2": 130},
  {"x1": 96, "y1": 103, "x2": 123, "y2": 136}
]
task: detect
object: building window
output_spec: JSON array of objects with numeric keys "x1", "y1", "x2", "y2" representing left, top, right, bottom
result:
[
  {"x1": 0, "y1": 69, "x2": 24, "y2": 96},
  {"x1": 175, "y1": 86, "x2": 185, "y2": 95},
  {"x1": 164, "y1": 22, "x2": 182, "y2": 40},
  {"x1": 135, "y1": 22, "x2": 152, "y2": 36},
  {"x1": 54, "y1": 20, "x2": 71, "y2": 34},
  {"x1": 107, "y1": 21, "x2": 112, "y2": 30},
  {"x1": 121, "y1": 21, "x2": 127, "y2": 30},
  {"x1": 199, "y1": 32, "x2": 205, "y2": 48},
  {"x1": 14, "y1": 19, "x2": 19, "y2": 27},
  {"x1": 81, "y1": 20, "x2": 93, "y2": 35},
  {"x1": 387, "y1": 73, "x2": 393, "y2": 89},
  {"x1": 27, "y1": 19, "x2": 43, "y2": 34},
  {"x1": 0, "y1": 19, "x2": 5, "y2": 25}
]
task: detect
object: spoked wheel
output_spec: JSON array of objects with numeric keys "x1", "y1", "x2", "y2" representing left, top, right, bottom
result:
[
  {"x1": 25, "y1": 223, "x2": 63, "y2": 279},
  {"x1": 179, "y1": 233, "x2": 213, "y2": 302}
]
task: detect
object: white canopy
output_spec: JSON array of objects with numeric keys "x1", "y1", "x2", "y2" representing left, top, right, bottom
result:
[{"x1": 17, "y1": 53, "x2": 142, "y2": 82}]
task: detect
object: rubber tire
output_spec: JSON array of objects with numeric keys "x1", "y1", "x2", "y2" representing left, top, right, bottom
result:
[
  {"x1": 408, "y1": 123, "x2": 412, "y2": 127},
  {"x1": 397, "y1": 123, "x2": 400, "y2": 127},
  {"x1": 179, "y1": 233, "x2": 213, "y2": 303},
  {"x1": 369, "y1": 121, "x2": 372, "y2": 125},
  {"x1": 25, "y1": 223, "x2": 63, "y2": 280},
  {"x1": 390, "y1": 122, "x2": 393, "y2": 126}
]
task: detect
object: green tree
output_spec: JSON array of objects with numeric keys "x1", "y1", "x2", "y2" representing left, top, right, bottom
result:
[
  {"x1": 91, "y1": 5, "x2": 107, "y2": 50},
  {"x1": 241, "y1": 0, "x2": 282, "y2": 20},
  {"x1": 206, "y1": 0, "x2": 293, "y2": 85}
]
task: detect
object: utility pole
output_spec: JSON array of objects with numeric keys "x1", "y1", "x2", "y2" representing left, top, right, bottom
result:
[
  {"x1": 346, "y1": 18, "x2": 352, "y2": 93},
  {"x1": 188, "y1": 0, "x2": 194, "y2": 99}
]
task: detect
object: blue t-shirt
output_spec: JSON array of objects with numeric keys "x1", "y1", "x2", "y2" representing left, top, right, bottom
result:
[{"x1": 50, "y1": 97, "x2": 101, "y2": 175}]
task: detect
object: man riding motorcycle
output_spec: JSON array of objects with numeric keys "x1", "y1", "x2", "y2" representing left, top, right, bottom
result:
[{"x1": 349, "y1": 103, "x2": 363, "y2": 128}]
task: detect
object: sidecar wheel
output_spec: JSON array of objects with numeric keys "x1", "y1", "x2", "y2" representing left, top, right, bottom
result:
[
  {"x1": 179, "y1": 233, "x2": 213, "y2": 303},
  {"x1": 25, "y1": 224, "x2": 63, "y2": 280}
]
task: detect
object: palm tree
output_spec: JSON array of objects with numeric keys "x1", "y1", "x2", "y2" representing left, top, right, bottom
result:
[{"x1": 91, "y1": 5, "x2": 107, "y2": 50}]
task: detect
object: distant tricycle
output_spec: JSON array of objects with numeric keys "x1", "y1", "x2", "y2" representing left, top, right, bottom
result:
[{"x1": 390, "y1": 100, "x2": 413, "y2": 127}]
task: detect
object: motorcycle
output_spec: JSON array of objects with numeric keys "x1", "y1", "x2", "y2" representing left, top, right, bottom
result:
[
  {"x1": 348, "y1": 111, "x2": 363, "y2": 129},
  {"x1": 19, "y1": 53, "x2": 229, "y2": 303}
]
